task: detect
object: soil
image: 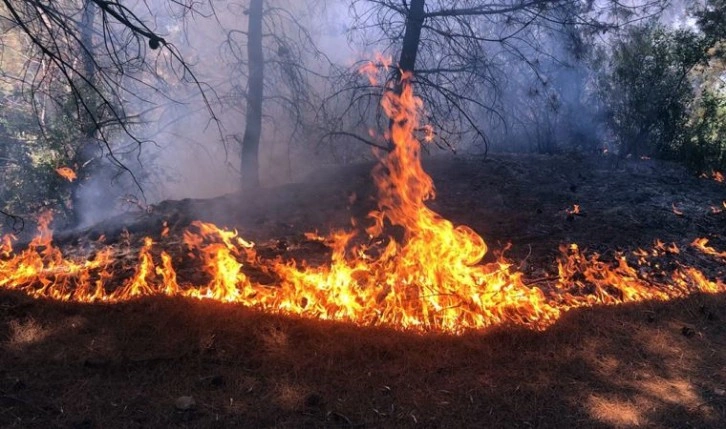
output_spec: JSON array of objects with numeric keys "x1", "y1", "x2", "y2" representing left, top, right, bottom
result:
[{"x1": 1, "y1": 153, "x2": 725, "y2": 428}]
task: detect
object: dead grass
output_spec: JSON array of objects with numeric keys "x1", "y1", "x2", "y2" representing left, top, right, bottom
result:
[{"x1": 0, "y1": 291, "x2": 724, "y2": 428}]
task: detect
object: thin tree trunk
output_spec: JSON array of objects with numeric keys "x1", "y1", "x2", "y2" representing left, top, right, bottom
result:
[
  {"x1": 241, "y1": 0, "x2": 264, "y2": 189},
  {"x1": 70, "y1": 0, "x2": 98, "y2": 227}
]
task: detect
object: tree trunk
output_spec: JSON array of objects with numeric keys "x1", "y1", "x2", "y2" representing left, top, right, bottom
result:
[
  {"x1": 241, "y1": 0, "x2": 264, "y2": 189},
  {"x1": 388, "y1": 0, "x2": 425, "y2": 150},
  {"x1": 397, "y1": 0, "x2": 425, "y2": 77},
  {"x1": 70, "y1": 0, "x2": 99, "y2": 227}
]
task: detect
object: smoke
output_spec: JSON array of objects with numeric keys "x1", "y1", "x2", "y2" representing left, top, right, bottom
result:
[
  {"x1": 468, "y1": 0, "x2": 703, "y2": 155},
  {"x1": 92, "y1": 0, "x2": 350, "y2": 204},
  {"x1": 9, "y1": 0, "x2": 700, "y2": 231}
]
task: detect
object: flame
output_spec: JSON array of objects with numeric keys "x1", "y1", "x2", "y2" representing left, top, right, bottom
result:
[
  {"x1": 701, "y1": 170, "x2": 724, "y2": 183},
  {"x1": 692, "y1": 238, "x2": 726, "y2": 260},
  {"x1": 567, "y1": 205, "x2": 581, "y2": 215},
  {"x1": 1, "y1": 72, "x2": 725, "y2": 333},
  {"x1": 358, "y1": 53, "x2": 392, "y2": 86},
  {"x1": 55, "y1": 167, "x2": 77, "y2": 182},
  {"x1": 709, "y1": 201, "x2": 726, "y2": 214}
]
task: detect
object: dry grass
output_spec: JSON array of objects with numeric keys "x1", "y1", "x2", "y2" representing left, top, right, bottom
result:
[{"x1": 0, "y1": 290, "x2": 724, "y2": 428}]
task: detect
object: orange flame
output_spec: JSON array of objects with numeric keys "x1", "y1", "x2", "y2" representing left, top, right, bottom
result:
[
  {"x1": 692, "y1": 238, "x2": 726, "y2": 260},
  {"x1": 701, "y1": 170, "x2": 724, "y2": 183},
  {"x1": 567, "y1": 204, "x2": 581, "y2": 215},
  {"x1": 1, "y1": 74, "x2": 724, "y2": 333},
  {"x1": 358, "y1": 54, "x2": 392, "y2": 86},
  {"x1": 55, "y1": 167, "x2": 77, "y2": 182}
]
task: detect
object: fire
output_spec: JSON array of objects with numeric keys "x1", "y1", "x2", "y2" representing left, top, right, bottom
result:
[
  {"x1": 701, "y1": 170, "x2": 724, "y2": 183},
  {"x1": 55, "y1": 167, "x2": 77, "y2": 182},
  {"x1": 357, "y1": 53, "x2": 392, "y2": 86},
  {"x1": 1, "y1": 69, "x2": 725, "y2": 333},
  {"x1": 567, "y1": 204, "x2": 581, "y2": 215},
  {"x1": 692, "y1": 238, "x2": 726, "y2": 260}
]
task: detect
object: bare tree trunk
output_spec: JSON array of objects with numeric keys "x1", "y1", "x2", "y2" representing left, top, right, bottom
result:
[
  {"x1": 241, "y1": 0, "x2": 264, "y2": 189},
  {"x1": 397, "y1": 0, "x2": 425, "y2": 77},
  {"x1": 70, "y1": 0, "x2": 99, "y2": 227},
  {"x1": 387, "y1": 0, "x2": 425, "y2": 150}
]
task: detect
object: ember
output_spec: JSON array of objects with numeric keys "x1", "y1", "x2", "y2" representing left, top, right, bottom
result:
[
  {"x1": 55, "y1": 167, "x2": 77, "y2": 182},
  {"x1": 672, "y1": 203, "x2": 684, "y2": 216},
  {"x1": 701, "y1": 170, "x2": 725, "y2": 183},
  {"x1": 1, "y1": 69, "x2": 724, "y2": 333},
  {"x1": 567, "y1": 204, "x2": 581, "y2": 216}
]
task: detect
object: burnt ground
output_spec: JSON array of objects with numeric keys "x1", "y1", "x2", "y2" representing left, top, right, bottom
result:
[{"x1": 2, "y1": 153, "x2": 726, "y2": 428}]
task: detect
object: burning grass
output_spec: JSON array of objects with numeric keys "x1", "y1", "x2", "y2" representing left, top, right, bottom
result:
[
  {"x1": 1, "y1": 124, "x2": 725, "y2": 428},
  {"x1": 1, "y1": 67, "x2": 725, "y2": 333}
]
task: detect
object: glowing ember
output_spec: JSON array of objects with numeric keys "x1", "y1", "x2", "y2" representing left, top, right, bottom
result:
[
  {"x1": 567, "y1": 204, "x2": 581, "y2": 215},
  {"x1": 1, "y1": 68, "x2": 724, "y2": 333},
  {"x1": 710, "y1": 204, "x2": 724, "y2": 214},
  {"x1": 672, "y1": 203, "x2": 684, "y2": 216},
  {"x1": 701, "y1": 170, "x2": 724, "y2": 183},
  {"x1": 55, "y1": 167, "x2": 77, "y2": 182}
]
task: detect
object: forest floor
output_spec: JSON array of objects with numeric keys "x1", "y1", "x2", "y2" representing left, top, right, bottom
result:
[{"x1": 1, "y1": 153, "x2": 726, "y2": 428}]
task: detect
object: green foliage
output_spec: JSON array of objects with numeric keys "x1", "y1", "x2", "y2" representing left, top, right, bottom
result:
[
  {"x1": 696, "y1": 0, "x2": 726, "y2": 48},
  {"x1": 599, "y1": 23, "x2": 707, "y2": 159},
  {"x1": 684, "y1": 90, "x2": 726, "y2": 170},
  {"x1": 0, "y1": 90, "x2": 78, "y2": 228},
  {"x1": 598, "y1": 14, "x2": 726, "y2": 171}
]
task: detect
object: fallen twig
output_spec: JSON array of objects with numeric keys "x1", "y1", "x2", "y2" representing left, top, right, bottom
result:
[{"x1": 524, "y1": 276, "x2": 561, "y2": 286}]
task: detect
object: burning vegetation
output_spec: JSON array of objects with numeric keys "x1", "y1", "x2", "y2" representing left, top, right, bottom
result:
[
  {"x1": 2, "y1": 1, "x2": 726, "y2": 427},
  {"x1": 55, "y1": 167, "x2": 77, "y2": 182},
  {"x1": 1, "y1": 72, "x2": 724, "y2": 334}
]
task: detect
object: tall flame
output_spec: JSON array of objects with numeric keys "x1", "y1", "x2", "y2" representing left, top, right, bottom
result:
[{"x1": 1, "y1": 68, "x2": 724, "y2": 333}]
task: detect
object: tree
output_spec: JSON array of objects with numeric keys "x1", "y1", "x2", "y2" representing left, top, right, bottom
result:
[
  {"x1": 222, "y1": 0, "x2": 327, "y2": 187},
  {"x1": 240, "y1": 0, "x2": 264, "y2": 188},
  {"x1": 0, "y1": 0, "x2": 210, "y2": 145},
  {"x1": 0, "y1": 0, "x2": 219, "y2": 227},
  {"x1": 687, "y1": 0, "x2": 726, "y2": 170},
  {"x1": 596, "y1": 0, "x2": 726, "y2": 170},
  {"x1": 326, "y1": 0, "x2": 669, "y2": 155},
  {"x1": 68, "y1": 0, "x2": 101, "y2": 227},
  {"x1": 598, "y1": 23, "x2": 706, "y2": 158},
  {"x1": 696, "y1": 0, "x2": 726, "y2": 47}
]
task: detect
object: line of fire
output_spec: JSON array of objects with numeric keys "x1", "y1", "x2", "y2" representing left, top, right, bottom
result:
[{"x1": 2, "y1": 67, "x2": 724, "y2": 333}]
